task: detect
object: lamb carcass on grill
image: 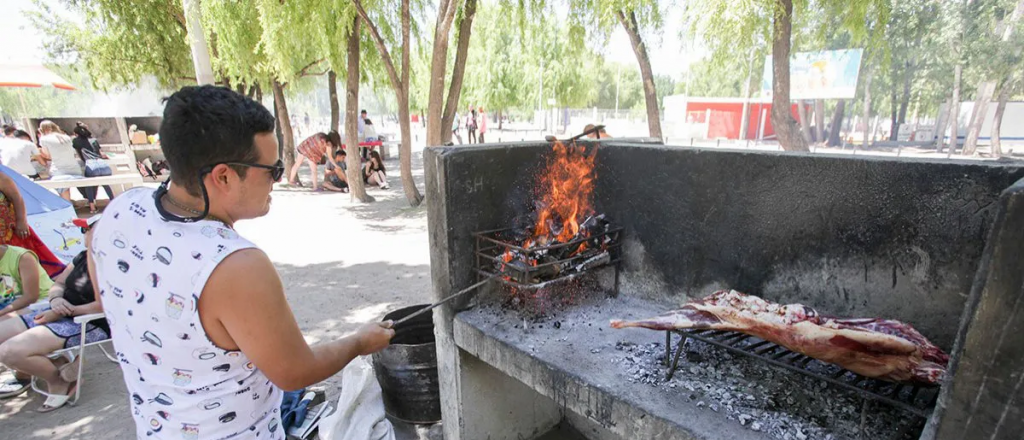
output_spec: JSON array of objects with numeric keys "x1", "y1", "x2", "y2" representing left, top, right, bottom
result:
[{"x1": 610, "y1": 290, "x2": 948, "y2": 384}]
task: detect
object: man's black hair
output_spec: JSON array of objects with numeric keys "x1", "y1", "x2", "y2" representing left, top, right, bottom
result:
[
  {"x1": 2, "y1": 125, "x2": 15, "y2": 136},
  {"x1": 334, "y1": 148, "x2": 347, "y2": 157},
  {"x1": 12, "y1": 130, "x2": 31, "y2": 141},
  {"x1": 159, "y1": 85, "x2": 276, "y2": 196},
  {"x1": 360, "y1": 109, "x2": 367, "y2": 114}
]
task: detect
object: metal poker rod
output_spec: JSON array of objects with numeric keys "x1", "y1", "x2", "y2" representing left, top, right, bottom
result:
[{"x1": 392, "y1": 274, "x2": 499, "y2": 327}]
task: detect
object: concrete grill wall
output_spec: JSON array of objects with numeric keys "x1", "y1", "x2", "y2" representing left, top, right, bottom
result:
[{"x1": 593, "y1": 144, "x2": 1024, "y2": 350}]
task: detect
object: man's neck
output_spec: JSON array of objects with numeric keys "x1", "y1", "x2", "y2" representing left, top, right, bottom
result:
[{"x1": 162, "y1": 183, "x2": 234, "y2": 228}]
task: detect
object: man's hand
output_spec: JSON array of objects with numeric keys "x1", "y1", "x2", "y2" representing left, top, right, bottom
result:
[
  {"x1": 33, "y1": 310, "x2": 62, "y2": 325},
  {"x1": 356, "y1": 321, "x2": 395, "y2": 356},
  {"x1": 49, "y1": 297, "x2": 74, "y2": 316},
  {"x1": 14, "y1": 218, "x2": 29, "y2": 239}
]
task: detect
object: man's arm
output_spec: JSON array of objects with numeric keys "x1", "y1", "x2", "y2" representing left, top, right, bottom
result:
[
  {"x1": 0, "y1": 172, "x2": 30, "y2": 236},
  {"x1": 200, "y1": 249, "x2": 393, "y2": 391}
]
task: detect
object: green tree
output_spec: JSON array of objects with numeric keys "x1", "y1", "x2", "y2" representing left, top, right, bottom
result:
[
  {"x1": 354, "y1": 0, "x2": 425, "y2": 206},
  {"x1": 571, "y1": 0, "x2": 664, "y2": 138},
  {"x1": 29, "y1": 0, "x2": 194, "y2": 89},
  {"x1": 684, "y1": 0, "x2": 889, "y2": 151}
]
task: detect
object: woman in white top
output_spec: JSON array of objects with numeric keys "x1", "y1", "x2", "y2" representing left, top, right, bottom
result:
[{"x1": 37, "y1": 121, "x2": 83, "y2": 200}]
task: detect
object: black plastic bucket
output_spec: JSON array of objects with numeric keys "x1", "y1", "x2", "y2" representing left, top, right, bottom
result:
[{"x1": 371, "y1": 305, "x2": 442, "y2": 424}]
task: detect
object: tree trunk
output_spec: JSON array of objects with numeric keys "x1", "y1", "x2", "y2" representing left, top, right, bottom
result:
[
  {"x1": 814, "y1": 99, "x2": 825, "y2": 142},
  {"x1": 254, "y1": 83, "x2": 262, "y2": 102},
  {"x1": 617, "y1": 9, "x2": 662, "y2": 139},
  {"x1": 935, "y1": 97, "x2": 951, "y2": 152},
  {"x1": 888, "y1": 63, "x2": 899, "y2": 141},
  {"x1": 182, "y1": 0, "x2": 215, "y2": 85},
  {"x1": 796, "y1": 101, "x2": 813, "y2": 144},
  {"x1": 354, "y1": 0, "x2": 423, "y2": 206},
  {"x1": 398, "y1": 0, "x2": 422, "y2": 206},
  {"x1": 770, "y1": 0, "x2": 808, "y2": 151},
  {"x1": 992, "y1": 75, "x2": 1014, "y2": 158},
  {"x1": 345, "y1": 16, "x2": 373, "y2": 203},
  {"x1": 827, "y1": 99, "x2": 846, "y2": 147},
  {"x1": 440, "y1": 0, "x2": 477, "y2": 144},
  {"x1": 271, "y1": 81, "x2": 296, "y2": 173},
  {"x1": 947, "y1": 64, "x2": 963, "y2": 155},
  {"x1": 425, "y1": 0, "x2": 462, "y2": 147},
  {"x1": 328, "y1": 70, "x2": 340, "y2": 133},
  {"x1": 862, "y1": 66, "x2": 873, "y2": 148},
  {"x1": 894, "y1": 61, "x2": 912, "y2": 141},
  {"x1": 962, "y1": 81, "x2": 996, "y2": 155}
]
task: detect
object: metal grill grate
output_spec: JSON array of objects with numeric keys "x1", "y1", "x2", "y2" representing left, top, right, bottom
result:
[
  {"x1": 664, "y1": 329, "x2": 941, "y2": 418},
  {"x1": 473, "y1": 226, "x2": 623, "y2": 291}
]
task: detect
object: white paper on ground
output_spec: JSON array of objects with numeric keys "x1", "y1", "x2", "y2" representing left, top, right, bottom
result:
[{"x1": 317, "y1": 356, "x2": 395, "y2": 440}]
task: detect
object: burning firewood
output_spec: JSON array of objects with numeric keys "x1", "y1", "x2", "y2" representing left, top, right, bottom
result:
[{"x1": 494, "y1": 140, "x2": 615, "y2": 284}]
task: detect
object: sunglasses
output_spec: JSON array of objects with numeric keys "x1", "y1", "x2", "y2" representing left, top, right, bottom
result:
[{"x1": 200, "y1": 159, "x2": 285, "y2": 182}]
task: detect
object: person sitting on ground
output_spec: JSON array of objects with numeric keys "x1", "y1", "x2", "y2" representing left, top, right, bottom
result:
[
  {"x1": 72, "y1": 122, "x2": 115, "y2": 214},
  {"x1": 90, "y1": 85, "x2": 393, "y2": 439},
  {"x1": 584, "y1": 123, "x2": 612, "y2": 139},
  {"x1": 323, "y1": 149, "x2": 349, "y2": 193},
  {"x1": 287, "y1": 130, "x2": 343, "y2": 191},
  {"x1": 37, "y1": 121, "x2": 84, "y2": 200},
  {"x1": 0, "y1": 244, "x2": 54, "y2": 317},
  {"x1": 0, "y1": 246, "x2": 106, "y2": 412},
  {"x1": 363, "y1": 150, "x2": 388, "y2": 190},
  {"x1": 0, "y1": 131, "x2": 42, "y2": 178}
]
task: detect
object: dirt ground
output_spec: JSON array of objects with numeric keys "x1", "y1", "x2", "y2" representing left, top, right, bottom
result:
[{"x1": 1, "y1": 150, "x2": 436, "y2": 439}]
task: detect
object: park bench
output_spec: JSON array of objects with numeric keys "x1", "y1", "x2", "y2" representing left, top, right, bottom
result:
[{"x1": 34, "y1": 153, "x2": 144, "y2": 196}]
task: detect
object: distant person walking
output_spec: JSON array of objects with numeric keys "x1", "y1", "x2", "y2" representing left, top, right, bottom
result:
[
  {"x1": 466, "y1": 107, "x2": 478, "y2": 143},
  {"x1": 478, "y1": 107, "x2": 487, "y2": 143},
  {"x1": 452, "y1": 112, "x2": 463, "y2": 144}
]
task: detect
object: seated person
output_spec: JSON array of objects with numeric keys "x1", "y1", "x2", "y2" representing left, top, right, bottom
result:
[
  {"x1": 324, "y1": 149, "x2": 349, "y2": 193},
  {"x1": 363, "y1": 150, "x2": 389, "y2": 190},
  {"x1": 0, "y1": 133, "x2": 41, "y2": 178},
  {"x1": 0, "y1": 247, "x2": 106, "y2": 411},
  {"x1": 0, "y1": 245, "x2": 54, "y2": 317}
]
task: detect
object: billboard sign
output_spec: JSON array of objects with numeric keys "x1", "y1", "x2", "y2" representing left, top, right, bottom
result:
[{"x1": 761, "y1": 49, "x2": 863, "y2": 100}]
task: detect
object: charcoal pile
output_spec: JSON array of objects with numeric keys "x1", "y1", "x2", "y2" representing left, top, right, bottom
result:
[{"x1": 614, "y1": 338, "x2": 924, "y2": 440}]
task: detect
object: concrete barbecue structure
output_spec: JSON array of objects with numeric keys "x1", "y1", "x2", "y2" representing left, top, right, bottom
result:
[{"x1": 425, "y1": 140, "x2": 1024, "y2": 440}]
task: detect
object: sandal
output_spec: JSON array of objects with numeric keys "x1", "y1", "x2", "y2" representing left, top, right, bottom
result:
[{"x1": 37, "y1": 381, "x2": 77, "y2": 413}]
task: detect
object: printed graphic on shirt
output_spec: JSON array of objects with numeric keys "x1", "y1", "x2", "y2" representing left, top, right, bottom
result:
[{"x1": 94, "y1": 189, "x2": 283, "y2": 440}]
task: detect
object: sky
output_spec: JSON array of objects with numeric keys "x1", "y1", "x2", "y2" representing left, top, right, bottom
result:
[{"x1": 1, "y1": 0, "x2": 698, "y2": 83}]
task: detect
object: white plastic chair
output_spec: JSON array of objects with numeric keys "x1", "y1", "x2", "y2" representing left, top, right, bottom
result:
[{"x1": 30, "y1": 312, "x2": 116, "y2": 405}]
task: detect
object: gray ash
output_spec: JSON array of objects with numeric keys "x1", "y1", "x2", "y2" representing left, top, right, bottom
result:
[{"x1": 614, "y1": 338, "x2": 925, "y2": 440}]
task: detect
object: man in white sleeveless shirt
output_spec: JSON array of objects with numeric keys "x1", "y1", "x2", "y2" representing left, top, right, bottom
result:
[{"x1": 88, "y1": 86, "x2": 394, "y2": 439}]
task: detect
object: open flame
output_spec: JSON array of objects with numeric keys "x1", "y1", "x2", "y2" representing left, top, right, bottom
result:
[
  {"x1": 492, "y1": 140, "x2": 611, "y2": 316},
  {"x1": 530, "y1": 140, "x2": 597, "y2": 247}
]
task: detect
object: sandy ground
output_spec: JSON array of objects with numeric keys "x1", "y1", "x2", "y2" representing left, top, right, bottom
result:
[{"x1": 1, "y1": 149, "x2": 436, "y2": 439}]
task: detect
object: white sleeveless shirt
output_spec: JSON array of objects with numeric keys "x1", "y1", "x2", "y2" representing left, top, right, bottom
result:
[{"x1": 91, "y1": 188, "x2": 283, "y2": 440}]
